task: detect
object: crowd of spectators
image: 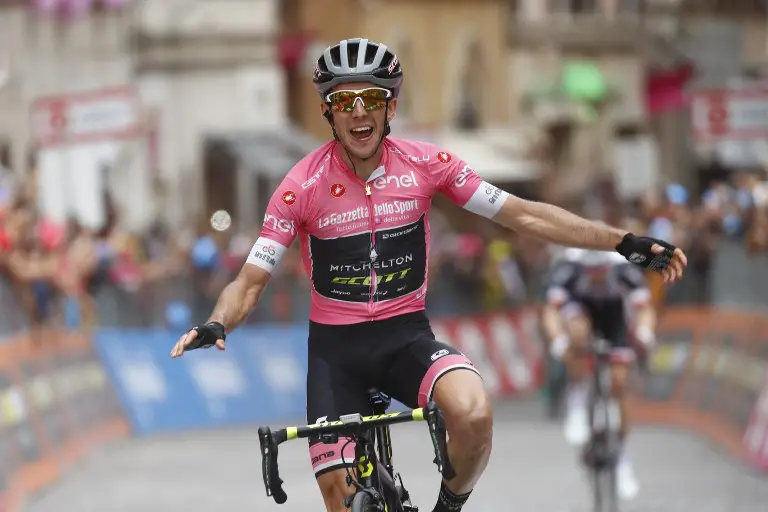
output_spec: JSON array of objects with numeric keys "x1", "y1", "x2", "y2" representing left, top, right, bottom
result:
[{"x1": 1, "y1": 158, "x2": 766, "y2": 337}]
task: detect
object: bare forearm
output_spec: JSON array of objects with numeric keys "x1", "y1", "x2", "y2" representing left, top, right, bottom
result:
[
  {"x1": 542, "y1": 305, "x2": 566, "y2": 341},
  {"x1": 635, "y1": 304, "x2": 656, "y2": 330},
  {"x1": 498, "y1": 199, "x2": 628, "y2": 250},
  {"x1": 206, "y1": 278, "x2": 265, "y2": 333}
]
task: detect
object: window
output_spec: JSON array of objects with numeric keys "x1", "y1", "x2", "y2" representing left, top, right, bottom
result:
[
  {"x1": 551, "y1": 0, "x2": 597, "y2": 14},
  {"x1": 0, "y1": 139, "x2": 10, "y2": 169},
  {"x1": 455, "y1": 39, "x2": 484, "y2": 130},
  {"x1": 386, "y1": 32, "x2": 415, "y2": 125},
  {"x1": 395, "y1": 38, "x2": 414, "y2": 120}
]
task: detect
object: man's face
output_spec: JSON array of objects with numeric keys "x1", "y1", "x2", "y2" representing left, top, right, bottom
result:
[
  {"x1": 584, "y1": 265, "x2": 610, "y2": 285},
  {"x1": 322, "y1": 82, "x2": 397, "y2": 160}
]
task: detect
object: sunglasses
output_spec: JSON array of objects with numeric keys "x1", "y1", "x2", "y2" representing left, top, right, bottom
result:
[{"x1": 325, "y1": 87, "x2": 392, "y2": 113}]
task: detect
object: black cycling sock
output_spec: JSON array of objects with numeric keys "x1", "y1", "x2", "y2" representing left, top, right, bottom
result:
[{"x1": 432, "y1": 480, "x2": 472, "y2": 512}]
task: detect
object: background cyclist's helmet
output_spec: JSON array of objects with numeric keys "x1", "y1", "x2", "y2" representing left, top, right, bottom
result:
[
  {"x1": 313, "y1": 38, "x2": 403, "y2": 98},
  {"x1": 579, "y1": 249, "x2": 616, "y2": 268}
]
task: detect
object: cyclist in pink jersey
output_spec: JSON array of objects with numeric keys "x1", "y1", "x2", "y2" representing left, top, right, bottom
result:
[{"x1": 170, "y1": 38, "x2": 688, "y2": 512}]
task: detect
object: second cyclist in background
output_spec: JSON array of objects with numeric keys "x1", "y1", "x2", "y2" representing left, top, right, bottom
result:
[{"x1": 541, "y1": 246, "x2": 656, "y2": 501}]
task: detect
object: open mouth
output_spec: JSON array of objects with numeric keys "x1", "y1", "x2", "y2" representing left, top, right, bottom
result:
[{"x1": 350, "y1": 126, "x2": 374, "y2": 142}]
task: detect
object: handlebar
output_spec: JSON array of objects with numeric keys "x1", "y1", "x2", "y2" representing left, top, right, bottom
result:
[
  {"x1": 257, "y1": 426, "x2": 288, "y2": 504},
  {"x1": 257, "y1": 402, "x2": 451, "y2": 504}
]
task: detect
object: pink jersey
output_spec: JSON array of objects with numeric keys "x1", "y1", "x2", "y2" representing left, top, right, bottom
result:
[{"x1": 246, "y1": 138, "x2": 510, "y2": 325}]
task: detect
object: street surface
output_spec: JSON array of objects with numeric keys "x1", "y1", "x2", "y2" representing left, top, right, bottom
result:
[{"x1": 25, "y1": 402, "x2": 768, "y2": 511}]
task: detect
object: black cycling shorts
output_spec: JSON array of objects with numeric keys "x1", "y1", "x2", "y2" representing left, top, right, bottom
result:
[
  {"x1": 306, "y1": 310, "x2": 479, "y2": 477},
  {"x1": 561, "y1": 298, "x2": 635, "y2": 362}
]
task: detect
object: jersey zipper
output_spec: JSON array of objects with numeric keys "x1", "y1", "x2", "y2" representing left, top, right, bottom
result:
[{"x1": 364, "y1": 182, "x2": 377, "y2": 320}]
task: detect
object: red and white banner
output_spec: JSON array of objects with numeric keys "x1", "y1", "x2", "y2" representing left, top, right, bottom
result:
[
  {"x1": 744, "y1": 374, "x2": 768, "y2": 472},
  {"x1": 30, "y1": 86, "x2": 142, "y2": 148},
  {"x1": 432, "y1": 308, "x2": 544, "y2": 398},
  {"x1": 691, "y1": 86, "x2": 768, "y2": 141}
]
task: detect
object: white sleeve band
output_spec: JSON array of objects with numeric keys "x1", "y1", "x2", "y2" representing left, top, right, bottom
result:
[
  {"x1": 245, "y1": 237, "x2": 288, "y2": 274},
  {"x1": 462, "y1": 181, "x2": 510, "y2": 218}
]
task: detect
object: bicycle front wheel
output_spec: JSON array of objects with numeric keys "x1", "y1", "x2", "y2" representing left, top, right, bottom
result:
[
  {"x1": 350, "y1": 490, "x2": 378, "y2": 512},
  {"x1": 592, "y1": 467, "x2": 619, "y2": 512}
]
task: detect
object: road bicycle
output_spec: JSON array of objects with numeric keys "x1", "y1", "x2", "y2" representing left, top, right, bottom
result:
[
  {"x1": 258, "y1": 388, "x2": 455, "y2": 511},
  {"x1": 580, "y1": 337, "x2": 623, "y2": 512}
]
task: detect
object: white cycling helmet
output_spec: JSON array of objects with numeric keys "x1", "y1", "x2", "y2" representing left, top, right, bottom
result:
[
  {"x1": 312, "y1": 38, "x2": 403, "y2": 98},
  {"x1": 562, "y1": 248, "x2": 618, "y2": 268},
  {"x1": 579, "y1": 249, "x2": 617, "y2": 268}
]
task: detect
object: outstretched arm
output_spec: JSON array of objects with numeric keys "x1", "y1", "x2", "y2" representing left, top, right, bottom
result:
[
  {"x1": 428, "y1": 145, "x2": 686, "y2": 283},
  {"x1": 206, "y1": 264, "x2": 270, "y2": 332},
  {"x1": 170, "y1": 263, "x2": 271, "y2": 357},
  {"x1": 492, "y1": 196, "x2": 627, "y2": 251},
  {"x1": 171, "y1": 176, "x2": 303, "y2": 357}
]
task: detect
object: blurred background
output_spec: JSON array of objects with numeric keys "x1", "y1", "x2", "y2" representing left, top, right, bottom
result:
[{"x1": 2, "y1": 0, "x2": 768, "y2": 511}]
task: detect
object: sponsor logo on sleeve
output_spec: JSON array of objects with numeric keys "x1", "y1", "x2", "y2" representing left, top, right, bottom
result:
[
  {"x1": 282, "y1": 191, "x2": 297, "y2": 205},
  {"x1": 437, "y1": 151, "x2": 451, "y2": 163},
  {"x1": 486, "y1": 185, "x2": 502, "y2": 204},
  {"x1": 250, "y1": 243, "x2": 278, "y2": 266},
  {"x1": 454, "y1": 165, "x2": 473, "y2": 188},
  {"x1": 263, "y1": 214, "x2": 296, "y2": 235},
  {"x1": 301, "y1": 155, "x2": 331, "y2": 189}
]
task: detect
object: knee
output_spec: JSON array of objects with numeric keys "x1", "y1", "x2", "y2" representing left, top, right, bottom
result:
[
  {"x1": 610, "y1": 366, "x2": 629, "y2": 398},
  {"x1": 564, "y1": 317, "x2": 591, "y2": 366},
  {"x1": 437, "y1": 375, "x2": 493, "y2": 446}
]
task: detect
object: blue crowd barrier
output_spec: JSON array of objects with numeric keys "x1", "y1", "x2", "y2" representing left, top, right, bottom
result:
[{"x1": 93, "y1": 324, "x2": 407, "y2": 436}]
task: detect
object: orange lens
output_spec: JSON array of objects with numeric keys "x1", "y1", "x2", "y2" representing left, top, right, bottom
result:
[{"x1": 326, "y1": 88, "x2": 391, "y2": 113}]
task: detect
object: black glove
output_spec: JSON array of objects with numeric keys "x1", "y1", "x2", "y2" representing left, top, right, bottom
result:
[
  {"x1": 185, "y1": 322, "x2": 226, "y2": 351},
  {"x1": 615, "y1": 233, "x2": 676, "y2": 272}
]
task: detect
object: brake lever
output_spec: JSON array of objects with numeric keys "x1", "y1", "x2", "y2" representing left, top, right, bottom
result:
[
  {"x1": 258, "y1": 427, "x2": 288, "y2": 504},
  {"x1": 425, "y1": 402, "x2": 456, "y2": 480}
]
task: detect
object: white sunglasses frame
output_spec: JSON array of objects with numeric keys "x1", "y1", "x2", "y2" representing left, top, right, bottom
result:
[{"x1": 324, "y1": 87, "x2": 393, "y2": 110}]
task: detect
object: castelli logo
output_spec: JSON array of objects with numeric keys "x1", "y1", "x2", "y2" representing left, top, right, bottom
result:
[
  {"x1": 330, "y1": 184, "x2": 346, "y2": 198},
  {"x1": 437, "y1": 151, "x2": 451, "y2": 163},
  {"x1": 282, "y1": 190, "x2": 297, "y2": 205}
]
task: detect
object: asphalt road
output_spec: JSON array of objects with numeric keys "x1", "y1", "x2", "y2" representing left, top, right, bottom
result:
[{"x1": 24, "y1": 402, "x2": 768, "y2": 512}]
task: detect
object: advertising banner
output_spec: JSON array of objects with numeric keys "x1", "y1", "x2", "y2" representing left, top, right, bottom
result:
[
  {"x1": 93, "y1": 309, "x2": 544, "y2": 437},
  {"x1": 94, "y1": 326, "x2": 311, "y2": 436},
  {"x1": 4, "y1": 305, "x2": 768, "y2": 510},
  {"x1": 0, "y1": 331, "x2": 127, "y2": 512},
  {"x1": 745, "y1": 374, "x2": 768, "y2": 471},
  {"x1": 433, "y1": 308, "x2": 543, "y2": 398},
  {"x1": 633, "y1": 309, "x2": 768, "y2": 473},
  {"x1": 637, "y1": 328, "x2": 693, "y2": 402}
]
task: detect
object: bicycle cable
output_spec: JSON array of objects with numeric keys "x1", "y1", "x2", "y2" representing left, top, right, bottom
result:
[{"x1": 340, "y1": 437, "x2": 358, "y2": 489}]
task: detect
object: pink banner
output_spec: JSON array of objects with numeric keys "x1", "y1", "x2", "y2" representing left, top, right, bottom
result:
[
  {"x1": 745, "y1": 375, "x2": 768, "y2": 471},
  {"x1": 32, "y1": 0, "x2": 130, "y2": 16},
  {"x1": 645, "y1": 63, "x2": 694, "y2": 116}
]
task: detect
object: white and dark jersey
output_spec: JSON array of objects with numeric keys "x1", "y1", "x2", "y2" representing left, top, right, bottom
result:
[{"x1": 546, "y1": 249, "x2": 650, "y2": 343}]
